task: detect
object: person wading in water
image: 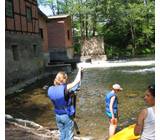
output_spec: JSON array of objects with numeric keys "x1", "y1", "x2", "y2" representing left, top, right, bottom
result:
[
  {"x1": 105, "y1": 84, "x2": 123, "y2": 138},
  {"x1": 48, "y1": 68, "x2": 83, "y2": 140}
]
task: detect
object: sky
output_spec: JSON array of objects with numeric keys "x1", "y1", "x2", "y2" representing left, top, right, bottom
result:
[{"x1": 39, "y1": 5, "x2": 53, "y2": 16}]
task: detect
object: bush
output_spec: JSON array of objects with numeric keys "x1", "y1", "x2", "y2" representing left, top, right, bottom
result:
[
  {"x1": 137, "y1": 47, "x2": 153, "y2": 54},
  {"x1": 74, "y1": 43, "x2": 81, "y2": 54}
]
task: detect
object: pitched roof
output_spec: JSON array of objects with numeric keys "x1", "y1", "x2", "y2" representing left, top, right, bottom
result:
[
  {"x1": 48, "y1": 15, "x2": 69, "y2": 19},
  {"x1": 38, "y1": 8, "x2": 69, "y2": 21}
]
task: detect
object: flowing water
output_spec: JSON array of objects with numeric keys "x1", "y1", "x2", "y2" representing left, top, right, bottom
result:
[{"x1": 5, "y1": 55, "x2": 155, "y2": 140}]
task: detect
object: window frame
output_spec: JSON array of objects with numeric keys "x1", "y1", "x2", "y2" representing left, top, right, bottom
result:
[
  {"x1": 26, "y1": 6, "x2": 32, "y2": 22},
  {"x1": 5, "y1": 0, "x2": 14, "y2": 18},
  {"x1": 33, "y1": 44, "x2": 39, "y2": 57},
  {"x1": 67, "y1": 28, "x2": 70, "y2": 40},
  {"x1": 12, "y1": 45, "x2": 19, "y2": 61},
  {"x1": 39, "y1": 28, "x2": 44, "y2": 40}
]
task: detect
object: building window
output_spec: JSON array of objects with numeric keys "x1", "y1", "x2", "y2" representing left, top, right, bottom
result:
[
  {"x1": 67, "y1": 29, "x2": 70, "y2": 40},
  {"x1": 39, "y1": 28, "x2": 43, "y2": 39},
  {"x1": 6, "y1": 0, "x2": 14, "y2": 18},
  {"x1": 26, "y1": 7, "x2": 32, "y2": 22},
  {"x1": 33, "y1": 45, "x2": 38, "y2": 57},
  {"x1": 12, "y1": 45, "x2": 19, "y2": 61}
]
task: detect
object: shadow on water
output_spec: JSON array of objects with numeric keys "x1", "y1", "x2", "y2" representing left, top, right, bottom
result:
[
  {"x1": 5, "y1": 89, "x2": 54, "y2": 124},
  {"x1": 5, "y1": 55, "x2": 155, "y2": 140},
  {"x1": 5, "y1": 74, "x2": 58, "y2": 126}
]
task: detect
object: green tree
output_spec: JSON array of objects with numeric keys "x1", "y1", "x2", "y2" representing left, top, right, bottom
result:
[
  {"x1": 101, "y1": 0, "x2": 154, "y2": 55},
  {"x1": 37, "y1": 0, "x2": 155, "y2": 55}
]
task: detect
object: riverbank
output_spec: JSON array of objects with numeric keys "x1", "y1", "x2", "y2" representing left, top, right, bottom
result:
[
  {"x1": 5, "y1": 114, "x2": 95, "y2": 140},
  {"x1": 5, "y1": 121, "x2": 57, "y2": 140}
]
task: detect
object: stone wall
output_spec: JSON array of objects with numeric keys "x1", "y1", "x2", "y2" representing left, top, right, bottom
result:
[
  {"x1": 80, "y1": 36, "x2": 105, "y2": 56},
  {"x1": 49, "y1": 47, "x2": 74, "y2": 61},
  {"x1": 5, "y1": 34, "x2": 46, "y2": 91},
  {"x1": 79, "y1": 36, "x2": 107, "y2": 62}
]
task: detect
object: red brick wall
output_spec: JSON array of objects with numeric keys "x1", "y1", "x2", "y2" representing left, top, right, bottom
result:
[
  {"x1": 47, "y1": 16, "x2": 73, "y2": 49},
  {"x1": 5, "y1": 0, "x2": 39, "y2": 36},
  {"x1": 64, "y1": 16, "x2": 73, "y2": 48},
  {"x1": 13, "y1": 0, "x2": 20, "y2": 13},
  {"x1": 47, "y1": 19, "x2": 65, "y2": 49},
  {"x1": 39, "y1": 12, "x2": 49, "y2": 53}
]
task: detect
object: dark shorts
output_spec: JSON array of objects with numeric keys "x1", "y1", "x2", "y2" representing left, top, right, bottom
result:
[{"x1": 106, "y1": 111, "x2": 117, "y2": 118}]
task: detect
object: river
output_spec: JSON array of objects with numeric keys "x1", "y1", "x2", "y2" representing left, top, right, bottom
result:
[{"x1": 5, "y1": 54, "x2": 155, "y2": 140}]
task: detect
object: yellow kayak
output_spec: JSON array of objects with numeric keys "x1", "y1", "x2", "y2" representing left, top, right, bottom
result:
[{"x1": 108, "y1": 124, "x2": 140, "y2": 140}]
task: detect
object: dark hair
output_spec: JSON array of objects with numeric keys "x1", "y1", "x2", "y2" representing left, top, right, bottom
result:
[{"x1": 147, "y1": 85, "x2": 155, "y2": 97}]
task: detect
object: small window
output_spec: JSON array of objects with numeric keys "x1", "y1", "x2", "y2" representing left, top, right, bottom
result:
[
  {"x1": 12, "y1": 45, "x2": 19, "y2": 61},
  {"x1": 67, "y1": 29, "x2": 70, "y2": 40},
  {"x1": 33, "y1": 45, "x2": 38, "y2": 57},
  {"x1": 39, "y1": 28, "x2": 43, "y2": 39},
  {"x1": 6, "y1": 0, "x2": 14, "y2": 17},
  {"x1": 26, "y1": 7, "x2": 32, "y2": 22}
]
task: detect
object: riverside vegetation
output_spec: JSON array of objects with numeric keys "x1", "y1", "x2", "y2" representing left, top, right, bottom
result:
[{"x1": 38, "y1": 0, "x2": 155, "y2": 57}]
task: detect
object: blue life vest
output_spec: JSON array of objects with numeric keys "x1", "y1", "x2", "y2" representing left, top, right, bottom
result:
[
  {"x1": 105, "y1": 91, "x2": 118, "y2": 114},
  {"x1": 48, "y1": 84, "x2": 75, "y2": 116}
]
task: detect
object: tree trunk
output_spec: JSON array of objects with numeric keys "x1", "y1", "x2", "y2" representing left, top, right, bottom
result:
[
  {"x1": 56, "y1": 0, "x2": 60, "y2": 15},
  {"x1": 79, "y1": 14, "x2": 83, "y2": 37},
  {"x1": 130, "y1": 24, "x2": 137, "y2": 55},
  {"x1": 92, "y1": 20, "x2": 96, "y2": 36},
  {"x1": 92, "y1": 1, "x2": 98, "y2": 36},
  {"x1": 86, "y1": 14, "x2": 88, "y2": 37}
]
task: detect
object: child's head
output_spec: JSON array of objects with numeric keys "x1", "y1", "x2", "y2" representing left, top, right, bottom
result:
[
  {"x1": 111, "y1": 84, "x2": 123, "y2": 93},
  {"x1": 54, "y1": 72, "x2": 68, "y2": 86}
]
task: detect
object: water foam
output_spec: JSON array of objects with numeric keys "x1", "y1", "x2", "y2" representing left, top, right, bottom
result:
[
  {"x1": 77, "y1": 60, "x2": 155, "y2": 68},
  {"x1": 121, "y1": 67, "x2": 155, "y2": 73}
]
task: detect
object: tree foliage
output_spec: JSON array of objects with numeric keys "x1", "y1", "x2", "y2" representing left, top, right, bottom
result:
[{"x1": 38, "y1": 0, "x2": 155, "y2": 56}]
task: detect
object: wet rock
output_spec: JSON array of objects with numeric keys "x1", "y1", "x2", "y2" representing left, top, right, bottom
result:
[
  {"x1": 125, "y1": 93, "x2": 137, "y2": 98},
  {"x1": 5, "y1": 114, "x2": 94, "y2": 140},
  {"x1": 5, "y1": 114, "x2": 13, "y2": 119},
  {"x1": 43, "y1": 85, "x2": 49, "y2": 90}
]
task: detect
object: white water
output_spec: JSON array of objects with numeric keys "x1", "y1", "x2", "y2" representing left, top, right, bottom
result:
[
  {"x1": 121, "y1": 67, "x2": 155, "y2": 73},
  {"x1": 77, "y1": 60, "x2": 155, "y2": 68}
]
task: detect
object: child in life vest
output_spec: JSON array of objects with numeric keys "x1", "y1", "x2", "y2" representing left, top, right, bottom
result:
[{"x1": 105, "y1": 84, "x2": 123, "y2": 138}]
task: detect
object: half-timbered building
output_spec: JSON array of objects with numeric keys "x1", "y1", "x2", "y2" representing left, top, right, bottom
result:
[{"x1": 5, "y1": 0, "x2": 45, "y2": 90}]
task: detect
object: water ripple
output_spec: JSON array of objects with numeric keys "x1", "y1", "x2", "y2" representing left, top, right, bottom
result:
[{"x1": 121, "y1": 67, "x2": 155, "y2": 73}]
